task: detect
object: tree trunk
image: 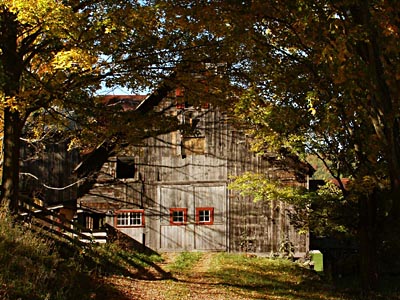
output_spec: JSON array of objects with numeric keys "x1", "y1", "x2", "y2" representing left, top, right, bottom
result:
[
  {"x1": 388, "y1": 118, "x2": 400, "y2": 220},
  {"x1": 0, "y1": 10, "x2": 23, "y2": 212},
  {"x1": 358, "y1": 192, "x2": 378, "y2": 293},
  {"x1": 1, "y1": 109, "x2": 23, "y2": 212}
]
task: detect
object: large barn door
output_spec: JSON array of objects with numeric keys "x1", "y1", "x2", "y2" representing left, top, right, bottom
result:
[
  {"x1": 159, "y1": 185, "x2": 227, "y2": 251},
  {"x1": 159, "y1": 185, "x2": 195, "y2": 250},
  {"x1": 193, "y1": 185, "x2": 226, "y2": 250}
]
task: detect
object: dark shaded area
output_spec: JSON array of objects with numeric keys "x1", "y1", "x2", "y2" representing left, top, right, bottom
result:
[
  {"x1": 20, "y1": 138, "x2": 80, "y2": 205},
  {"x1": 74, "y1": 141, "x2": 117, "y2": 197},
  {"x1": 311, "y1": 236, "x2": 359, "y2": 281},
  {"x1": 106, "y1": 224, "x2": 158, "y2": 257}
]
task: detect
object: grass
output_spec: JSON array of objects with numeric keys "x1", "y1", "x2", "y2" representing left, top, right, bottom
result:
[
  {"x1": 0, "y1": 206, "x2": 165, "y2": 300},
  {"x1": 2, "y1": 205, "x2": 399, "y2": 300},
  {"x1": 166, "y1": 251, "x2": 203, "y2": 273},
  {"x1": 158, "y1": 252, "x2": 400, "y2": 300},
  {"x1": 205, "y1": 253, "x2": 343, "y2": 300},
  {"x1": 0, "y1": 206, "x2": 93, "y2": 300}
]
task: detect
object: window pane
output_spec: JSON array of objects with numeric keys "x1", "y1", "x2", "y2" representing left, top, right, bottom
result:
[
  {"x1": 116, "y1": 157, "x2": 135, "y2": 179},
  {"x1": 199, "y1": 210, "x2": 210, "y2": 222},
  {"x1": 170, "y1": 208, "x2": 187, "y2": 225},
  {"x1": 130, "y1": 212, "x2": 142, "y2": 225},
  {"x1": 173, "y1": 211, "x2": 184, "y2": 222},
  {"x1": 196, "y1": 208, "x2": 213, "y2": 225},
  {"x1": 117, "y1": 211, "x2": 143, "y2": 227},
  {"x1": 117, "y1": 213, "x2": 125, "y2": 226}
]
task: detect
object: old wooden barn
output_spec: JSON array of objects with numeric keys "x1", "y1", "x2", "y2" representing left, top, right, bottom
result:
[{"x1": 74, "y1": 89, "x2": 312, "y2": 256}]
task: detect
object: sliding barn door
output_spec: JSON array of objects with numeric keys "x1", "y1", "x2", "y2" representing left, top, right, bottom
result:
[{"x1": 158, "y1": 185, "x2": 227, "y2": 251}]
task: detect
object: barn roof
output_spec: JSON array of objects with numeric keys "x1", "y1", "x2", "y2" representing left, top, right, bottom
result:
[{"x1": 100, "y1": 95, "x2": 148, "y2": 111}]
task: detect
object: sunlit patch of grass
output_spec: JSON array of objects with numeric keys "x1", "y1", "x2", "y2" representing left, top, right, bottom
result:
[
  {"x1": 156, "y1": 252, "x2": 360, "y2": 299},
  {"x1": 166, "y1": 251, "x2": 203, "y2": 273},
  {"x1": 205, "y1": 253, "x2": 353, "y2": 300}
]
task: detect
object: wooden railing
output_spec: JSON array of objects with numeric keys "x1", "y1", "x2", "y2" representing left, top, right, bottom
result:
[{"x1": 17, "y1": 197, "x2": 107, "y2": 245}]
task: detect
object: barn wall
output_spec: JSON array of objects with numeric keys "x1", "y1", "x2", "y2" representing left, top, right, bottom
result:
[
  {"x1": 228, "y1": 194, "x2": 308, "y2": 256},
  {"x1": 225, "y1": 128, "x2": 308, "y2": 256},
  {"x1": 78, "y1": 99, "x2": 309, "y2": 254},
  {"x1": 20, "y1": 140, "x2": 79, "y2": 205}
]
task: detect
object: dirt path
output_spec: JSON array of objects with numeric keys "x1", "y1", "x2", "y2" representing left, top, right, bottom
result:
[{"x1": 95, "y1": 253, "x2": 251, "y2": 300}]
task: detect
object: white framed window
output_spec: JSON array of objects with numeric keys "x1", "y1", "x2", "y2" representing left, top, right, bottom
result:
[
  {"x1": 196, "y1": 207, "x2": 214, "y2": 225},
  {"x1": 115, "y1": 210, "x2": 144, "y2": 227},
  {"x1": 169, "y1": 208, "x2": 188, "y2": 225}
]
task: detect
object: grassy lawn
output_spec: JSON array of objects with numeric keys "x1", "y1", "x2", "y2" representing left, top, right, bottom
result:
[
  {"x1": 145, "y1": 252, "x2": 398, "y2": 300},
  {"x1": 204, "y1": 253, "x2": 347, "y2": 300},
  {"x1": 162, "y1": 253, "x2": 340, "y2": 299},
  {"x1": 161, "y1": 252, "x2": 347, "y2": 300},
  {"x1": 3, "y1": 206, "x2": 397, "y2": 300}
]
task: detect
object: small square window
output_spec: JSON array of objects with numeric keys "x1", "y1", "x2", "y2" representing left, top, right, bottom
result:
[
  {"x1": 115, "y1": 210, "x2": 144, "y2": 227},
  {"x1": 169, "y1": 208, "x2": 188, "y2": 225},
  {"x1": 116, "y1": 157, "x2": 135, "y2": 179},
  {"x1": 196, "y1": 207, "x2": 214, "y2": 225}
]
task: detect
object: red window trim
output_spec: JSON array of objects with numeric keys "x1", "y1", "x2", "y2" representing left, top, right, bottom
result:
[
  {"x1": 115, "y1": 209, "x2": 145, "y2": 228},
  {"x1": 195, "y1": 207, "x2": 214, "y2": 225},
  {"x1": 169, "y1": 208, "x2": 188, "y2": 225}
]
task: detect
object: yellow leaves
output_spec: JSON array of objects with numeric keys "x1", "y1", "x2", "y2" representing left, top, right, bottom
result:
[
  {"x1": 102, "y1": 15, "x2": 119, "y2": 34},
  {"x1": 67, "y1": 136, "x2": 81, "y2": 151},
  {"x1": 308, "y1": 107, "x2": 316, "y2": 116},
  {"x1": 306, "y1": 91, "x2": 318, "y2": 116},
  {"x1": 0, "y1": 94, "x2": 33, "y2": 113},
  {"x1": 104, "y1": 27, "x2": 115, "y2": 34},
  {"x1": 0, "y1": 91, "x2": 42, "y2": 113},
  {"x1": 1, "y1": 96, "x2": 20, "y2": 112},
  {"x1": 229, "y1": 172, "x2": 282, "y2": 202},
  {"x1": 4, "y1": 0, "x2": 71, "y2": 27},
  {"x1": 52, "y1": 49, "x2": 98, "y2": 73},
  {"x1": 3, "y1": 0, "x2": 78, "y2": 49}
]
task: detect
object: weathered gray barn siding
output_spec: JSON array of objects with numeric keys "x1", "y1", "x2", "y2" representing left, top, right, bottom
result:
[
  {"x1": 20, "y1": 139, "x2": 79, "y2": 205},
  {"x1": 157, "y1": 184, "x2": 226, "y2": 251},
  {"x1": 225, "y1": 129, "x2": 309, "y2": 256},
  {"x1": 133, "y1": 103, "x2": 229, "y2": 251},
  {"x1": 228, "y1": 194, "x2": 308, "y2": 256},
  {"x1": 78, "y1": 95, "x2": 309, "y2": 254}
]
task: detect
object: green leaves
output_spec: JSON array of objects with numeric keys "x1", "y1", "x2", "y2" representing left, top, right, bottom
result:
[
  {"x1": 229, "y1": 172, "x2": 309, "y2": 204},
  {"x1": 229, "y1": 171, "x2": 355, "y2": 236}
]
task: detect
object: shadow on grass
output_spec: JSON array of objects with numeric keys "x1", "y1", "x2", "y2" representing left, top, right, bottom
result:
[
  {"x1": 85, "y1": 248, "x2": 400, "y2": 300},
  {"x1": 172, "y1": 254, "x2": 363, "y2": 300},
  {"x1": 116, "y1": 250, "x2": 175, "y2": 280},
  {"x1": 202, "y1": 256, "x2": 400, "y2": 300},
  {"x1": 175, "y1": 269, "x2": 337, "y2": 300},
  {"x1": 95, "y1": 224, "x2": 173, "y2": 280}
]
